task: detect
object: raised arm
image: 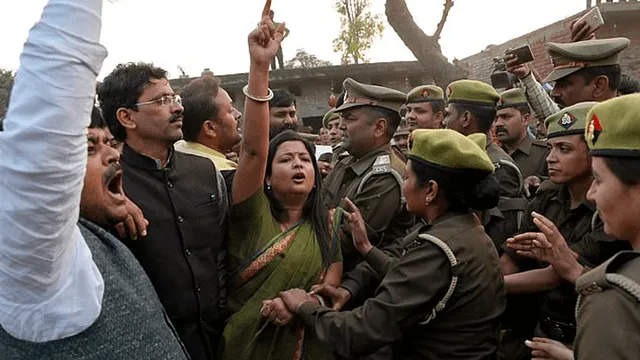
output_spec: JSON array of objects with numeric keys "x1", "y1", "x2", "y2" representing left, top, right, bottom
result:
[
  {"x1": 0, "y1": 0, "x2": 107, "y2": 342},
  {"x1": 232, "y1": 0, "x2": 285, "y2": 204}
]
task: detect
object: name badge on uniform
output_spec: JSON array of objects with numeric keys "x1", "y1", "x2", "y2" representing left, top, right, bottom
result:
[{"x1": 372, "y1": 154, "x2": 391, "y2": 174}]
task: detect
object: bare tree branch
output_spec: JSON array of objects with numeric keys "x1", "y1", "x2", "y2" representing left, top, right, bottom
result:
[
  {"x1": 433, "y1": 0, "x2": 454, "y2": 40},
  {"x1": 385, "y1": 0, "x2": 466, "y2": 85}
]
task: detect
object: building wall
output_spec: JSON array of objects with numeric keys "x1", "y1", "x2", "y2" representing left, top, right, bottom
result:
[
  {"x1": 458, "y1": 2, "x2": 640, "y2": 84},
  {"x1": 172, "y1": 62, "x2": 425, "y2": 132}
]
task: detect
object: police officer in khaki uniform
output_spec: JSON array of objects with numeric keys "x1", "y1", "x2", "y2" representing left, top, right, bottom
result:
[
  {"x1": 322, "y1": 78, "x2": 414, "y2": 276},
  {"x1": 279, "y1": 129, "x2": 506, "y2": 359},
  {"x1": 405, "y1": 85, "x2": 445, "y2": 130},
  {"x1": 573, "y1": 94, "x2": 640, "y2": 360},
  {"x1": 495, "y1": 88, "x2": 549, "y2": 179},
  {"x1": 507, "y1": 37, "x2": 629, "y2": 121},
  {"x1": 500, "y1": 102, "x2": 631, "y2": 359},
  {"x1": 391, "y1": 122, "x2": 410, "y2": 161},
  {"x1": 323, "y1": 108, "x2": 349, "y2": 164},
  {"x1": 443, "y1": 79, "x2": 525, "y2": 251}
]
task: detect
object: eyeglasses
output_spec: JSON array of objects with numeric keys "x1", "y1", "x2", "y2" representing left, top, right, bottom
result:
[{"x1": 134, "y1": 94, "x2": 182, "y2": 107}]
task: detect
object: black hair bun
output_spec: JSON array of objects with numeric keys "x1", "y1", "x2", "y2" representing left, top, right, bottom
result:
[{"x1": 465, "y1": 174, "x2": 500, "y2": 211}]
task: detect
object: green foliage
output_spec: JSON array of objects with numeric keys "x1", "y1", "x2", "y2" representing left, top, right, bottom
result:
[
  {"x1": 332, "y1": 0, "x2": 385, "y2": 65},
  {"x1": 0, "y1": 68, "x2": 14, "y2": 122},
  {"x1": 284, "y1": 49, "x2": 333, "y2": 69}
]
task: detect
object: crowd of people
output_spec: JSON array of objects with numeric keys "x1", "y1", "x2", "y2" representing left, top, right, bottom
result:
[{"x1": 1, "y1": 1, "x2": 639, "y2": 360}]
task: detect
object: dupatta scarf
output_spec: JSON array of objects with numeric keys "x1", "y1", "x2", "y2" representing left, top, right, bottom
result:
[{"x1": 222, "y1": 192, "x2": 340, "y2": 360}]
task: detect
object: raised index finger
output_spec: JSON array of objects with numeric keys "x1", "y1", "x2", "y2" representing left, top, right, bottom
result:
[{"x1": 262, "y1": 0, "x2": 272, "y2": 18}]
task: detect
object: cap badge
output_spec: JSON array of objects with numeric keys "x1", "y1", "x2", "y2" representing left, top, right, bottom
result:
[
  {"x1": 587, "y1": 113, "x2": 603, "y2": 145},
  {"x1": 446, "y1": 86, "x2": 452, "y2": 98},
  {"x1": 559, "y1": 113, "x2": 576, "y2": 129},
  {"x1": 421, "y1": 89, "x2": 430, "y2": 98}
]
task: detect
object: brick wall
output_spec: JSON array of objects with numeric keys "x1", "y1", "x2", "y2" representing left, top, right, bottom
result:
[{"x1": 459, "y1": 2, "x2": 640, "y2": 84}]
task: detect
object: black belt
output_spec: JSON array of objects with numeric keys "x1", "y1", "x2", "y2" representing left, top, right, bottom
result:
[{"x1": 540, "y1": 317, "x2": 576, "y2": 343}]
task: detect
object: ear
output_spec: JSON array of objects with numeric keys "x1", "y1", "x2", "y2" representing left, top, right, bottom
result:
[
  {"x1": 202, "y1": 120, "x2": 217, "y2": 138},
  {"x1": 373, "y1": 117, "x2": 388, "y2": 138},
  {"x1": 460, "y1": 110, "x2": 472, "y2": 129},
  {"x1": 522, "y1": 112, "x2": 532, "y2": 126},
  {"x1": 265, "y1": 177, "x2": 272, "y2": 187},
  {"x1": 116, "y1": 107, "x2": 137, "y2": 131},
  {"x1": 592, "y1": 75, "x2": 610, "y2": 99},
  {"x1": 425, "y1": 180, "x2": 439, "y2": 199},
  {"x1": 435, "y1": 111, "x2": 445, "y2": 123}
]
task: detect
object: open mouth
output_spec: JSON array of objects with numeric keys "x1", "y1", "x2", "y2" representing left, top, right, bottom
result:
[
  {"x1": 292, "y1": 172, "x2": 306, "y2": 183},
  {"x1": 106, "y1": 169, "x2": 126, "y2": 203}
]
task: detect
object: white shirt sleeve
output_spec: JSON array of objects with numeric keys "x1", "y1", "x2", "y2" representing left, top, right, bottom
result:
[{"x1": 0, "y1": 0, "x2": 108, "y2": 342}]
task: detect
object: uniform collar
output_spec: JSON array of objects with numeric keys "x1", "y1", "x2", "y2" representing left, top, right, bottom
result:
[
  {"x1": 122, "y1": 143, "x2": 174, "y2": 170},
  {"x1": 432, "y1": 211, "x2": 481, "y2": 227},
  {"x1": 514, "y1": 136, "x2": 533, "y2": 156},
  {"x1": 348, "y1": 144, "x2": 391, "y2": 176},
  {"x1": 553, "y1": 184, "x2": 596, "y2": 212}
]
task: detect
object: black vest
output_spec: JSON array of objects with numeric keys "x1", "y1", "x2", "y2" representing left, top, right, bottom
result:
[
  {"x1": 119, "y1": 145, "x2": 227, "y2": 360},
  {"x1": 0, "y1": 218, "x2": 189, "y2": 360}
]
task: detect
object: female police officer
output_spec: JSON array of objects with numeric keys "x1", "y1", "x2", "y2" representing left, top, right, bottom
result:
[
  {"x1": 279, "y1": 129, "x2": 507, "y2": 359},
  {"x1": 572, "y1": 94, "x2": 640, "y2": 359}
]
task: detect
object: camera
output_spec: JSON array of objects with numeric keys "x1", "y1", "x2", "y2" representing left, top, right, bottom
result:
[{"x1": 490, "y1": 57, "x2": 519, "y2": 90}]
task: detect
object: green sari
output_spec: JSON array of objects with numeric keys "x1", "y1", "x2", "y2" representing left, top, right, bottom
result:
[{"x1": 223, "y1": 190, "x2": 340, "y2": 360}]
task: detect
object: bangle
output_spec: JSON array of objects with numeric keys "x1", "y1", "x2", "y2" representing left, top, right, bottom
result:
[{"x1": 243, "y1": 85, "x2": 274, "y2": 102}]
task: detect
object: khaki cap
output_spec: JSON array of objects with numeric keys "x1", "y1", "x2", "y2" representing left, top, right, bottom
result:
[
  {"x1": 497, "y1": 88, "x2": 529, "y2": 110},
  {"x1": 545, "y1": 102, "x2": 597, "y2": 139},
  {"x1": 585, "y1": 94, "x2": 640, "y2": 157},
  {"x1": 406, "y1": 85, "x2": 445, "y2": 104},
  {"x1": 335, "y1": 78, "x2": 406, "y2": 114},
  {"x1": 544, "y1": 37, "x2": 630, "y2": 83},
  {"x1": 446, "y1": 80, "x2": 500, "y2": 107},
  {"x1": 322, "y1": 109, "x2": 340, "y2": 128},
  {"x1": 408, "y1": 129, "x2": 495, "y2": 173}
]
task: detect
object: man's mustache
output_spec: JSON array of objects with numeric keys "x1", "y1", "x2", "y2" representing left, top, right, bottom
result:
[
  {"x1": 495, "y1": 126, "x2": 508, "y2": 134},
  {"x1": 169, "y1": 113, "x2": 183, "y2": 123}
]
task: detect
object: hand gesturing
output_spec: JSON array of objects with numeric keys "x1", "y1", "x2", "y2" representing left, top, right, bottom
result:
[
  {"x1": 343, "y1": 198, "x2": 373, "y2": 255},
  {"x1": 248, "y1": 0, "x2": 286, "y2": 69},
  {"x1": 506, "y1": 212, "x2": 584, "y2": 283}
]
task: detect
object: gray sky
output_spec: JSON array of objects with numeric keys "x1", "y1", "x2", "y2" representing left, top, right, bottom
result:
[{"x1": 0, "y1": 0, "x2": 587, "y2": 79}]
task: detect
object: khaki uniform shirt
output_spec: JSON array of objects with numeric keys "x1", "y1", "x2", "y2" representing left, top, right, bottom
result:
[
  {"x1": 503, "y1": 182, "x2": 630, "y2": 342},
  {"x1": 298, "y1": 212, "x2": 506, "y2": 359},
  {"x1": 322, "y1": 145, "x2": 413, "y2": 273},
  {"x1": 484, "y1": 142, "x2": 526, "y2": 251},
  {"x1": 331, "y1": 143, "x2": 349, "y2": 166},
  {"x1": 486, "y1": 142, "x2": 522, "y2": 198},
  {"x1": 574, "y1": 251, "x2": 640, "y2": 360},
  {"x1": 503, "y1": 136, "x2": 549, "y2": 179}
]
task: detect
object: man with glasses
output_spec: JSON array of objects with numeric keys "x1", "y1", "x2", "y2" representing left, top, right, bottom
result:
[{"x1": 98, "y1": 62, "x2": 228, "y2": 360}]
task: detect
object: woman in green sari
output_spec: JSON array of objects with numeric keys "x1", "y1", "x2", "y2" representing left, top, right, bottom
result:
[{"x1": 222, "y1": 3, "x2": 342, "y2": 359}]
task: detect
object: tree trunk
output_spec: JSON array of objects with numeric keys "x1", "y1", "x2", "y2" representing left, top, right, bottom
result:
[{"x1": 385, "y1": 0, "x2": 467, "y2": 86}]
